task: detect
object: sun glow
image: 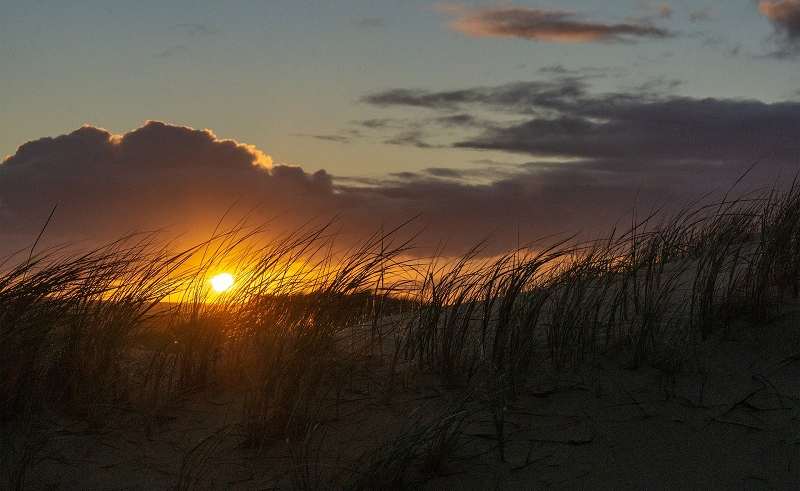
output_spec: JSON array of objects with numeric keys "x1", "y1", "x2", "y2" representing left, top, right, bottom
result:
[{"x1": 210, "y1": 272, "x2": 235, "y2": 293}]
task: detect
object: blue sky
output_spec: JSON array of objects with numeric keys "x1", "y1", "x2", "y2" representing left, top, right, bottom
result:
[{"x1": 2, "y1": 0, "x2": 799, "y2": 178}]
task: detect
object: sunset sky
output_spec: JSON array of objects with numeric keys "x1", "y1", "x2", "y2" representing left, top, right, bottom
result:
[{"x1": 2, "y1": 1, "x2": 800, "y2": 255}]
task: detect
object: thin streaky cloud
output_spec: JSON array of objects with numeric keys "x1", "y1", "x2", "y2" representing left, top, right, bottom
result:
[
  {"x1": 353, "y1": 17, "x2": 387, "y2": 28},
  {"x1": 437, "y1": 3, "x2": 672, "y2": 43},
  {"x1": 171, "y1": 23, "x2": 220, "y2": 36}
]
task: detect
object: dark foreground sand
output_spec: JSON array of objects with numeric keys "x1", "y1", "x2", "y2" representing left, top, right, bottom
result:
[{"x1": 6, "y1": 302, "x2": 800, "y2": 490}]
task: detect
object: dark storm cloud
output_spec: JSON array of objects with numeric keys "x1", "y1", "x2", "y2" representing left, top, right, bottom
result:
[
  {"x1": 438, "y1": 4, "x2": 672, "y2": 43},
  {"x1": 759, "y1": 0, "x2": 800, "y2": 57}
]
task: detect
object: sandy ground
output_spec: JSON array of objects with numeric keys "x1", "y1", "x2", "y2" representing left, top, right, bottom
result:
[
  {"x1": 428, "y1": 308, "x2": 800, "y2": 489},
  {"x1": 8, "y1": 300, "x2": 800, "y2": 490}
]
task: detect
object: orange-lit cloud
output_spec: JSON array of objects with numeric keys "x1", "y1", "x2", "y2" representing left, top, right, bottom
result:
[
  {"x1": 0, "y1": 121, "x2": 329, "y2": 252},
  {"x1": 759, "y1": 0, "x2": 800, "y2": 56},
  {"x1": 437, "y1": 3, "x2": 671, "y2": 43},
  {"x1": 760, "y1": 0, "x2": 800, "y2": 24}
]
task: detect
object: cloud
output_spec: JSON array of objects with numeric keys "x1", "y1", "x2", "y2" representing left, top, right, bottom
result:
[
  {"x1": 360, "y1": 80, "x2": 800, "y2": 243},
  {"x1": 154, "y1": 45, "x2": 189, "y2": 59},
  {"x1": 636, "y1": 1, "x2": 673, "y2": 20},
  {"x1": 759, "y1": 0, "x2": 800, "y2": 56},
  {"x1": 538, "y1": 64, "x2": 626, "y2": 79},
  {"x1": 383, "y1": 130, "x2": 438, "y2": 148},
  {"x1": 294, "y1": 129, "x2": 362, "y2": 144},
  {"x1": 386, "y1": 166, "x2": 509, "y2": 182},
  {"x1": 366, "y1": 79, "x2": 800, "y2": 164},
  {"x1": 353, "y1": 17, "x2": 386, "y2": 29},
  {"x1": 0, "y1": 122, "x2": 336, "y2": 251},
  {"x1": 303, "y1": 134, "x2": 353, "y2": 144},
  {"x1": 689, "y1": 7, "x2": 714, "y2": 23},
  {"x1": 342, "y1": 164, "x2": 704, "y2": 252},
  {"x1": 356, "y1": 118, "x2": 397, "y2": 129},
  {"x1": 437, "y1": 4, "x2": 672, "y2": 43},
  {"x1": 693, "y1": 32, "x2": 743, "y2": 57},
  {"x1": 171, "y1": 23, "x2": 220, "y2": 36},
  {"x1": 0, "y1": 121, "x2": 619, "y2": 257},
  {"x1": 363, "y1": 79, "x2": 589, "y2": 112},
  {"x1": 1, "y1": 121, "x2": 553, "y2": 257},
  {"x1": 3, "y1": 105, "x2": 799, "y2": 259}
]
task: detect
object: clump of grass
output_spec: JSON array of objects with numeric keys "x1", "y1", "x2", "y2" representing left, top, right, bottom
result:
[
  {"x1": 0, "y1": 234, "x2": 197, "y2": 423},
  {"x1": 0, "y1": 427, "x2": 48, "y2": 491},
  {"x1": 175, "y1": 425, "x2": 236, "y2": 491},
  {"x1": 231, "y1": 225, "x2": 416, "y2": 447},
  {"x1": 344, "y1": 401, "x2": 470, "y2": 490},
  {"x1": 286, "y1": 422, "x2": 332, "y2": 491}
]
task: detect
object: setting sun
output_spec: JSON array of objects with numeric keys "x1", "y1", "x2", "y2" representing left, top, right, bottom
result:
[{"x1": 210, "y1": 272, "x2": 235, "y2": 293}]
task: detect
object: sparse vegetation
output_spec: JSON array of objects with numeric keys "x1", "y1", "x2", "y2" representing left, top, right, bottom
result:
[{"x1": 4, "y1": 182, "x2": 800, "y2": 488}]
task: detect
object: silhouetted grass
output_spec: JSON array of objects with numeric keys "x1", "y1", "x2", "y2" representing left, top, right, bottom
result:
[{"x1": 4, "y1": 182, "x2": 800, "y2": 488}]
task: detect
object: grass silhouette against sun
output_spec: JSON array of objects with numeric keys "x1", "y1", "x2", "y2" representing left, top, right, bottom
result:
[{"x1": 4, "y1": 178, "x2": 800, "y2": 488}]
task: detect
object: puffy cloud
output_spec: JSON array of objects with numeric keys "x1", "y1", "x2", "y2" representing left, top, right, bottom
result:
[
  {"x1": 0, "y1": 122, "x2": 335, "y2": 252},
  {"x1": 437, "y1": 4, "x2": 671, "y2": 43},
  {"x1": 759, "y1": 0, "x2": 800, "y2": 56}
]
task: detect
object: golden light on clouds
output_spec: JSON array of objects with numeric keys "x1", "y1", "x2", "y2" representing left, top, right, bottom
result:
[{"x1": 759, "y1": 0, "x2": 800, "y2": 20}]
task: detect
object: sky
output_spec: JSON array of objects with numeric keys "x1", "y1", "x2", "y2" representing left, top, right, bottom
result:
[{"x1": 2, "y1": 1, "x2": 800, "y2": 255}]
